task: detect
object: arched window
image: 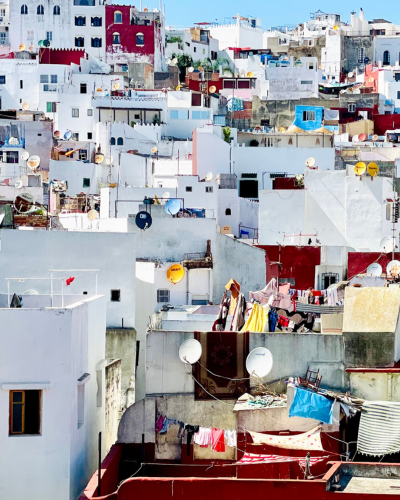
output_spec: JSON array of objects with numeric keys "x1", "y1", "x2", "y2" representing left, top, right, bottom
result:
[
  {"x1": 225, "y1": 208, "x2": 231, "y2": 216},
  {"x1": 75, "y1": 37, "x2": 84, "y2": 48},
  {"x1": 21, "y1": 5, "x2": 28, "y2": 14},
  {"x1": 136, "y1": 32, "x2": 144, "y2": 45},
  {"x1": 37, "y1": 5, "x2": 44, "y2": 15},
  {"x1": 117, "y1": 137, "x2": 123, "y2": 145},
  {"x1": 91, "y1": 17, "x2": 102, "y2": 27},
  {"x1": 91, "y1": 37, "x2": 102, "y2": 48},
  {"x1": 110, "y1": 137, "x2": 116, "y2": 145},
  {"x1": 383, "y1": 50, "x2": 390, "y2": 65},
  {"x1": 53, "y1": 5, "x2": 60, "y2": 15},
  {"x1": 75, "y1": 16, "x2": 86, "y2": 26},
  {"x1": 112, "y1": 32, "x2": 120, "y2": 45},
  {"x1": 114, "y1": 11, "x2": 122, "y2": 23}
]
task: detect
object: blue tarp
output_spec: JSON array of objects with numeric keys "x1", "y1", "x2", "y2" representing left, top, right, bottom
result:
[{"x1": 289, "y1": 387, "x2": 334, "y2": 424}]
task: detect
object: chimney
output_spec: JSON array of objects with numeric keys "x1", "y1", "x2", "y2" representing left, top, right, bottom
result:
[{"x1": 359, "y1": 8, "x2": 364, "y2": 22}]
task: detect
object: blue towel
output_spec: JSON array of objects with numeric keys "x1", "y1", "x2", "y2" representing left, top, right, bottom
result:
[{"x1": 289, "y1": 387, "x2": 334, "y2": 424}]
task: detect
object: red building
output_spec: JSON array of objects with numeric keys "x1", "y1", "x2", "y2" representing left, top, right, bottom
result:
[{"x1": 105, "y1": 5, "x2": 165, "y2": 71}]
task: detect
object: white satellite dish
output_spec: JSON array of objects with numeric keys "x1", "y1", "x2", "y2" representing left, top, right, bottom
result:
[
  {"x1": 387, "y1": 260, "x2": 400, "y2": 278},
  {"x1": 179, "y1": 339, "x2": 202, "y2": 365},
  {"x1": 14, "y1": 193, "x2": 35, "y2": 213},
  {"x1": 188, "y1": 67, "x2": 194, "y2": 73},
  {"x1": 23, "y1": 289, "x2": 39, "y2": 295},
  {"x1": 87, "y1": 209, "x2": 98, "y2": 221},
  {"x1": 366, "y1": 262, "x2": 382, "y2": 277},
  {"x1": 380, "y1": 235, "x2": 395, "y2": 253},
  {"x1": 305, "y1": 157, "x2": 316, "y2": 168},
  {"x1": 171, "y1": 58, "x2": 178, "y2": 66},
  {"x1": 352, "y1": 134, "x2": 359, "y2": 143},
  {"x1": 348, "y1": 71, "x2": 354, "y2": 78},
  {"x1": 204, "y1": 172, "x2": 213, "y2": 182},
  {"x1": 22, "y1": 102, "x2": 30, "y2": 111},
  {"x1": 20, "y1": 150, "x2": 29, "y2": 161},
  {"x1": 27, "y1": 155, "x2": 40, "y2": 170},
  {"x1": 246, "y1": 347, "x2": 273, "y2": 378},
  {"x1": 15, "y1": 179, "x2": 23, "y2": 189}
]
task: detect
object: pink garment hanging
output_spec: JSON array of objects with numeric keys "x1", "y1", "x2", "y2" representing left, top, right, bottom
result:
[
  {"x1": 194, "y1": 427, "x2": 212, "y2": 448},
  {"x1": 237, "y1": 452, "x2": 326, "y2": 466},
  {"x1": 211, "y1": 428, "x2": 225, "y2": 452},
  {"x1": 278, "y1": 283, "x2": 290, "y2": 294}
]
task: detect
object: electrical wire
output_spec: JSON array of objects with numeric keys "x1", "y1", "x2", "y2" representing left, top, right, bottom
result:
[{"x1": 184, "y1": 364, "x2": 235, "y2": 407}]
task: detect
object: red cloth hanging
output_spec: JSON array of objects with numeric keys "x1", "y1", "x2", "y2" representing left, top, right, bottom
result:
[
  {"x1": 211, "y1": 428, "x2": 225, "y2": 452},
  {"x1": 66, "y1": 277, "x2": 75, "y2": 286}
]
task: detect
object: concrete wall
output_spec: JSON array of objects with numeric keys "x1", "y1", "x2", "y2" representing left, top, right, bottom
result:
[
  {"x1": 105, "y1": 359, "x2": 122, "y2": 453},
  {"x1": 349, "y1": 371, "x2": 400, "y2": 401}
]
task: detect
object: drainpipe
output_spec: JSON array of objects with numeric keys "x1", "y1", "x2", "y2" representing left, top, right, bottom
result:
[
  {"x1": 186, "y1": 269, "x2": 189, "y2": 305},
  {"x1": 388, "y1": 373, "x2": 393, "y2": 401},
  {"x1": 209, "y1": 268, "x2": 213, "y2": 303}
]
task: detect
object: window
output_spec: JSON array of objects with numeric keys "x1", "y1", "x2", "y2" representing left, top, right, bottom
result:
[
  {"x1": 114, "y1": 11, "x2": 122, "y2": 23},
  {"x1": 186, "y1": 186, "x2": 192, "y2": 192},
  {"x1": 395, "y1": 73, "x2": 400, "y2": 82},
  {"x1": 46, "y1": 102, "x2": 56, "y2": 112},
  {"x1": 397, "y1": 91, "x2": 400, "y2": 100},
  {"x1": 348, "y1": 103, "x2": 356, "y2": 113},
  {"x1": 46, "y1": 32, "x2": 52, "y2": 42},
  {"x1": 211, "y1": 51, "x2": 217, "y2": 60},
  {"x1": 20, "y1": 80, "x2": 23, "y2": 89},
  {"x1": 136, "y1": 32, "x2": 144, "y2": 45},
  {"x1": 72, "y1": 108, "x2": 79, "y2": 118},
  {"x1": 27, "y1": 30, "x2": 34, "y2": 41},
  {"x1": 37, "y1": 5, "x2": 44, "y2": 15},
  {"x1": 21, "y1": 5, "x2": 28, "y2": 14},
  {"x1": 191, "y1": 93, "x2": 202, "y2": 107},
  {"x1": 383, "y1": 50, "x2": 390, "y2": 66},
  {"x1": 75, "y1": 16, "x2": 86, "y2": 26},
  {"x1": 75, "y1": 37, "x2": 84, "y2": 47},
  {"x1": 5, "y1": 151, "x2": 19, "y2": 163},
  {"x1": 54, "y1": 5, "x2": 60, "y2": 15},
  {"x1": 358, "y1": 47, "x2": 365, "y2": 63},
  {"x1": 110, "y1": 289, "x2": 121, "y2": 301},
  {"x1": 74, "y1": 0, "x2": 95, "y2": 4},
  {"x1": 157, "y1": 289, "x2": 170, "y2": 303},
  {"x1": 237, "y1": 80, "x2": 250, "y2": 89},
  {"x1": 91, "y1": 17, "x2": 102, "y2": 27},
  {"x1": 40, "y1": 75, "x2": 49, "y2": 84},
  {"x1": 87, "y1": 132, "x2": 93, "y2": 140},
  {"x1": 134, "y1": 114, "x2": 140, "y2": 119},
  {"x1": 223, "y1": 80, "x2": 236, "y2": 89},
  {"x1": 72, "y1": 133, "x2": 79, "y2": 141},
  {"x1": 77, "y1": 384, "x2": 84, "y2": 428},
  {"x1": 301, "y1": 80, "x2": 313, "y2": 85},
  {"x1": 387, "y1": 203, "x2": 392, "y2": 220},
  {"x1": 121, "y1": 64, "x2": 128, "y2": 72},
  {"x1": 0, "y1": 76, "x2": 5, "y2": 85},
  {"x1": 113, "y1": 32, "x2": 120, "y2": 45},
  {"x1": 79, "y1": 150, "x2": 87, "y2": 161},
  {"x1": 205, "y1": 186, "x2": 213, "y2": 193},
  {"x1": 83, "y1": 177, "x2": 90, "y2": 187},
  {"x1": 80, "y1": 83, "x2": 87, "y2": 94},
  {"x1": 116, "y1": 137, "x2": 123, "y2": 145},
  {"x1": 9, "y1": 390, "x2": 41, "y2": 435},
  {"x1": 170, "y1": 110, "x2": 188, "y2": 119},
  {"x1": 239, "y1": 180, "x2": 258, "y2": 199},
  {"x1": 225, "y1": 208, "x2": 231, "y2": 215},
  {"x1": 302, "y1": 110, "x2": 316, "y2": 121},
  {"x1": 110, "y1": 137, "x2": 116, "y2": 145},
  {"x1": 321, "y1": 273, "x2": 339, "y2": 289},
  {"x1": 203, "y1": 48, "x2": 205, "y2": 54},
  {"x1": 91, "y1": 37, "x2": 102, "y2": 48},
  {"x1": 87, "y1": 108, "x2": 93, "y2": 116}
]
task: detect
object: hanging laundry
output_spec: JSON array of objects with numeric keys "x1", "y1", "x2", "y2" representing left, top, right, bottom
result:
[
  {"x1": 248, "y1": 425, "x2": 324, "y2": 451},
  {"x1": 268, "y1": 309, "x2": 278, "y2": 332},
  {"x1": 236, "y1": 452, "x2": 326, "y2": 466},
  {"x1": 289, "y1": 387, "x2": 334, "y2": 425},
  {"x1": 231, "y1": 293, "x2": 247, "y2": 331},
  {"x1": 211, "y1": 428, "x2": 225, "y2": 452},
  {"x1": 177, "y1": 421, "x2": 185, "y2": 438},
  {"x1": 241, "y1": 302, "x2": 269, "y2": 333},
  {"x1": 249, "y1": 278, "x2": 277, "y2": 304},
  {"x1": 194, "y1": 427, "x2": 212, "y2": 447},
  {"x1": 278, "y1": 316, "x2": 290, "y2": 328},
  {"x1": 184, "y1": 424, "x2": 199, "y2": 455},
  {"x1": 225, "y1": 279, "x2": 240, "y2": 316},
  {"x1": 212, "y1": 291, "x2": 230, "y2": 331},
  {"x1": 224, "y1": 429, "x2": 237, "y2": 448},
  {"x1": 155, "y1": 414, "x2": 165, "y2": 433},
  {"x1": 159, "y1": 417, "x2": 178, "y2": 435},
  {"x1": 10, "y1": 293, "x2": 23, "y2": 308},
  {"x1": 278, "y1": 283, "x2": 291, "y2": 294},
  {"x1": 66, "y1": 276, "x2": 75, "y2": 286}
]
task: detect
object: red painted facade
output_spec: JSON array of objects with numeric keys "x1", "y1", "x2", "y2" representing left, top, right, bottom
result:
[
  {"x1": 38, "y1": 48, "x2": 85, "y2": 65},
  {"x1": 256, "y1": 245, "x2": 321, "y2": 290},
  {"x1": 374, "y1": 114, "x2": 400, "y2": 136},
  {"x1": 364, "y1": 64, "x2": 380, "y2": 92},
  {"x1": 347, "y1": 252, "x2": 400, "y2": 279}
]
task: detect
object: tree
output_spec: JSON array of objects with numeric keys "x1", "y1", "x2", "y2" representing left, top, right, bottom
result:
[
  {"x1": 213, "y1": 57, "x2": 233, "y2": 75},
  {"x1": 222, "y1": 126, "x2": 231, "y2": 143}
]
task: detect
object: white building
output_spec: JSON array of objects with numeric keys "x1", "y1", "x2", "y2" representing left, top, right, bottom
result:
[
  {"x1": 0, "y1": 0, "x2": 10, "y2": 55},
  {"x1": 0, "y1": 292, "x2": 106, "y2": 500},
  {"x1": 374, "y1": 36, "x2": 400, "y2": 67},
  {"x1": 208, "y1": 14, "x2": 263, "y2": 52},
  {"x1": 258, "y1": 167, "x2": 398, "y2": 251},
  {"x1": 165, "y1": 27, "x2": 220, "y2": 64}
]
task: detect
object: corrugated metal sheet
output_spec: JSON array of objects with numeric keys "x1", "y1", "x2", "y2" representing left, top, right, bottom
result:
[{"x1": 296, "y1": 303, "x2": 344, "y2": 314}]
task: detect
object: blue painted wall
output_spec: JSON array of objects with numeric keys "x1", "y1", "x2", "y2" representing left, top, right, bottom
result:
[{"x1": 294, "y1": 105, "x2": 324, "y2": 131}]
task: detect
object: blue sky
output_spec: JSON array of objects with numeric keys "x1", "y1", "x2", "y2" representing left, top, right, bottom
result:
[{"x1": 128, "y1": 1, "x2": 400, "y2": 29}]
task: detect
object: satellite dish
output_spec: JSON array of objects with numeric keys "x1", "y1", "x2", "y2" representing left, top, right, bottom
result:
[
  {"x1": 354, "y1": 162, "x2": 366, "y2": 176},
  {"x1": 54, "y1": 130, "x2": 60, "y2": 139},
  {"x1": 366, "y1": 263, "x2": 383, "y2": 277},
  {"x1": 167, "y1": 263, "x2": 185, "y2": 284},
  {"x1": 278, "y1": 126, "x2": 285, "y2": 133},
  {"x1": 247, "y1": 71, "x2": 253, "y2": 77},
  {"x1": 204, "y1": 172, "x2": 213, "y2": 181},
  {"x1": 87, "y1": 209, "x2": 98, "y2": 221},
  {"x1": 15, "y1": 180, "x2": 23, "y2": 189},
  {"x1": 387, "y1": 260, "x2": 400, "y2": 278},
  {"x1": 64, "y1": 130, "x2": 72, "y2": 140},
  {"x1": 209, "y1": 85, "x2": 217, "y2": 93},
  {"x1": 240, "y1": 69, "x2": 246, "y2": 77},
  {"x1": 95, "y1": 153, "x2": 105, "y2": 164},
  {"x1": 20, "y1": 150, "x2": 29, "y2": 161},
  {"x1": 19, "y1": 44, "x2": 26, "y2": 51},
  {"x1": 43, "y1": 40, "x2": 50, "y2": 48},
  {"x1": 305, "y1": 157, "x2": 316, "y2": 168},
  {"x1": 333, "y1": 25, "x2": 339, "y2": 30},
  {"x1": 23, "y1": 289, "x2": 39, "y2": 295},
  {"x1": 188, "y1": 67, "x2": 194, "y2": 73},
  {"x1": 171, "y1": 58, "x2": 178, "y2": 65},
  {"x1": 135, "y1": 211, "x2": 152, "y2": 230},
  {"x1": 246, "y1": 347, "x2": 273, "y2": 378},
  {"x1": 151, "y1": 147, "x2": 158, "y2": 154},
  {"x1": 22, "y1": 102, "x2": 30, "y2": 111},
  {"x1": 367, "y1": 162, "x2": 379, "y2": 177},
  {"x1": 348, "y1": 71, "x2": 354, "y2": 78},
  {"x1": 179, "y1": 339, "x2": 202, "y2": 365},
  {"x1": 27, "y1": 155, "x2": 40, "y2": 170},
  {"x1": 380, "y1": 235, "x2": 395, "y2": 253},
  {"x1": 165, "y1": 199, "x2": 181, "y2": 215},
  {"x1": 358, "y1": 133, "x2": 367, "y2": 142},
  {"x1": 14, "y1": 193, "x2": 35, "y2": 214},
  {"x1": 8, "y1": 137, "x2": 19, "y2": 146},
  {"x1": 113, "y1": 81, "x2": 120, "y2": 90},
  {"x1": 372, "y1": 134, "x2": 379, "y2": 141},
  {"x1": 352, "y1": 134, "x2": 360, "y2": 143},
  {"x1": 369, "y1": 76, "x2": 374, "y2": 83},
  {"x1": 28, "y1": 44, "x2": 34, "y2": 52}
]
